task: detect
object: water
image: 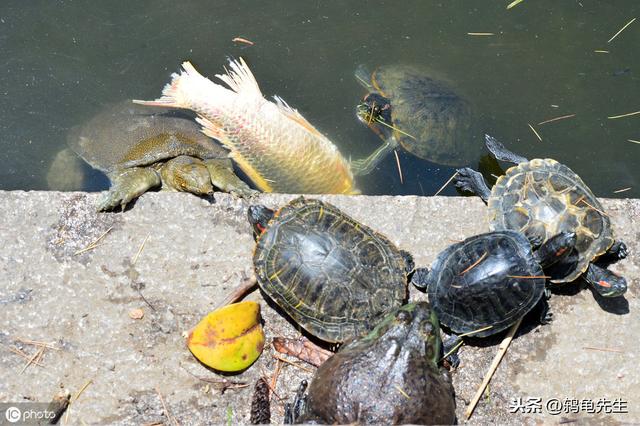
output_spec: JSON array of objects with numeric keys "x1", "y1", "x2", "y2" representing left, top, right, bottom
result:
[{"x1": 1, "y1": 1, "x2": 638, "y2": 197}]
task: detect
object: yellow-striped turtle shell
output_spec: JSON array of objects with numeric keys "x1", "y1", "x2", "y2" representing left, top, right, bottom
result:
[
  {"x1": 488, "y1": 159, "x2": 614, "y2": 283},
  {"x1": 253, "y1": 197, "x2": 411, "y2": 343}
]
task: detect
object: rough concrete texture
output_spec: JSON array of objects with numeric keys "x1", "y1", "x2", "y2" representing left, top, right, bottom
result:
[{"x1": 0, "y1": 191, "x2": 637, "y2": 425}]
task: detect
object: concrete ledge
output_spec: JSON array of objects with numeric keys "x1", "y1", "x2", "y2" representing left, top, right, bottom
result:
[{"x1": 0, "y1": 191, "x2": 638, "y2": 424}]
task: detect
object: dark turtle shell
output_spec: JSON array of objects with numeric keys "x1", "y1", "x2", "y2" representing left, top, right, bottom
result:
[
  {"x1": 253, "y1": 197, "x2": 409, "y2": 343},
  {"x1": 359, "y1": 65, "x2": 480, "y2": 166},
  {"x1": 489, "y1": 159, "x2": 614, "y2": 283},
  {"x1": 427, "y1": 230, "x2": 545, "y2": 337}
]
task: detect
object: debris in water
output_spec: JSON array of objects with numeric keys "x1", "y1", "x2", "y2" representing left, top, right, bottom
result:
[{"x1": 607, "y1": 17, "x2": 636, "y2": 43}]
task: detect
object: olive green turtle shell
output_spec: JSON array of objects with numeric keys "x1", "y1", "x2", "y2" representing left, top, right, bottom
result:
[
  {"x1": 68, "y1": 101, "x2": 227, "y2": 173},
  {"x1": 253, "y1": 197, "x2": 408, "y2": 343},
  {"x1": 488, "y1": 158, "x2": 614, "y2": 283},
  {"x1": 369, "y1": 65, "x2": 478, "y2": 166}
]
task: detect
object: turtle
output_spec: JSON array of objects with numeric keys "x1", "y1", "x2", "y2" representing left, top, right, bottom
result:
[
  {"x1": 67, "y1": 101, "x2": 256, "y2": 211},
  {"x1": 248, "y1": 197, "x2": 413, "y2": 343},
  {"x1": 411, "y1": 230, "x2": 577, "y2": 342},
  {"x1": 285, "y1": 302, "x2": 456, "y2": 425},
  {"x1": 455, "y1": 134, "x2": 628, "y2": 297},
  {"x1": 351, "y1": 64, "x2": 481, "y2": 174}
]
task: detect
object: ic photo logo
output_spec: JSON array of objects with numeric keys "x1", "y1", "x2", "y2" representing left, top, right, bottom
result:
[{"x1": 4, "y1": 406, "x2": 21, "y2": 423}]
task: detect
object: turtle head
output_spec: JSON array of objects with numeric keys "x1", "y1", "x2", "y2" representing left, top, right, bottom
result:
[
  {"x1": 356, "y1": 93, "x2": 393, "y2": 134},
  {"x1": 162, "y1": 156, "x2": 214, "y2": 195},
  {"x1": 248, "y1": 205, "x2": 275, "y2": 237},
  {"x1": 534, "y1": 232, "x2": 577, "y2": 270}
]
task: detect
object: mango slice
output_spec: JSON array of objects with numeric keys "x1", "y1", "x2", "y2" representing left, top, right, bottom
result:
[{"x1": 187, "y1": 301, "x2": 265, "y2": 372}]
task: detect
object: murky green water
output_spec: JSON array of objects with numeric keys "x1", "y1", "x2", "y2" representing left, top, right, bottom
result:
[{"x1": 1, "y1": 1, "x2": 638, "y2": 197}]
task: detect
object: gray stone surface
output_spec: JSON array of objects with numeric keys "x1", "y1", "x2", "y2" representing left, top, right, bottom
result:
[{"x1": 0, "y1": 191, "x2": 637, "y2": 425}]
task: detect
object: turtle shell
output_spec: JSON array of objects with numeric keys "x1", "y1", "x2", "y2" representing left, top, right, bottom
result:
[
  {"x1": 366, "y1": 65, "x2": 479, "y2": 166},
  {"x1": 68, "y1": 101, "x2": 226, "y2": 173},
  {"x1": 488, "y1": 159, "x2": 614, "y2": 283},
  {"x1": 253, "y1": 197, "x2": 408, "y2": 343},
  {"x1": 428, "y1": 231, "x2": 545, "y2": 337}
]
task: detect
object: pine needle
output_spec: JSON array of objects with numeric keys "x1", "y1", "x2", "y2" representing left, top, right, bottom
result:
[
  {"x1": 607, "y1": 17, "x2": 636, "y2": 43},
  {"x1": 433, "y1": 172, "x2": 458, "y2": 196},
  {"x1": 608, "y1": 110, "x2": 640, "y2": 119},
  {"x1": 527, "y1": 123, "x2": 542, "y2": 141}
]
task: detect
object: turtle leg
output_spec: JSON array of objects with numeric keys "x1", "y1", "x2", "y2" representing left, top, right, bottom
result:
[
  {"x1": 400, "y1": 250, "x2": 415, "y2": 275},
  {"x1": 284, "y1": 380, "x2": 309, "y2": 424},
  {"x1": 98, "y1": 168, "x2": 161, "y2": 211},
  {"x1": 350, "y1": 138, "x2": 398, "y2": 176},
  {"x1": 584, "y1": 263, "x2": 627, "y2": 298},
  {"x1": 204, "y1": 158, "x2": 258, "y2": 198},
  {"x1": 454, "y1": 168, "x2": 492, "y2": 203},
  {"x1": 484, "y1": 134, "x2": 528, "y2": 164},
  {"x1": 409, "y1": 267, "x2": 431, "y2": 291},
  {"x1": 597, "y1": 240, "x2": 629, "y2": 264},
  {"x1": 441, "y1": 334, "x2": 462, "y2": 369},
  {"x1": 537, "y1": 298, "x2": 553, "y2": 325}
]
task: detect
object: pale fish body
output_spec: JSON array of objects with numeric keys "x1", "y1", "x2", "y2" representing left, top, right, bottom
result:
[{"x1": 134, "y1": 59, "x2": 358, "y2": 194}]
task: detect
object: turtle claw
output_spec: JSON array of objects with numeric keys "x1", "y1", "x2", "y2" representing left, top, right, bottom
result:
[
  {"x1": 97, "y1": 189, "x2": 135, "y2": 212},
  {"x1": 454, "y1": 168, "x2": 491, "y2": 202}
]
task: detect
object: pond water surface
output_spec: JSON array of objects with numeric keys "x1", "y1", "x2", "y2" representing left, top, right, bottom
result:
[{"x1": 1, "y1": 1, "x2": 638, "y2": 196}]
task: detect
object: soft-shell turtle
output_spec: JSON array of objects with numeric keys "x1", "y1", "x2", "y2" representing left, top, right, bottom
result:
[
  {"x1": 248, "y1": 197, "x2": 412, "y2": 343},
  {"x1": 412, "y1": 230, "x2": 576, "y2": 339},
  {"x1": 455, "y1": 135, "x2": 628, "y2": 297},
  {"x1": 285, "y1": 302, "x2": 456, "y2": 425},
  {"x1": 352, "y1": 64, "x2": 480, "y2": 173},
  {"x1": 68, "y1": 101, "x2": 255, "y2": 211}
]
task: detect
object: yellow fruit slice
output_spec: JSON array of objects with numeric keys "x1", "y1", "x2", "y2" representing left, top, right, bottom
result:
[{"x1": 187, "y1": 301, "x2": 265, "y2": 372}]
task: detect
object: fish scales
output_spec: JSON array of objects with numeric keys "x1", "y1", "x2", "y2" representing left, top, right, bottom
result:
[{"x1": 134, "y1": 59, "x2": 358, "y2": 194}]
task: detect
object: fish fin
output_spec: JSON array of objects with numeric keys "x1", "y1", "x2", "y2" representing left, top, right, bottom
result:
[
  {"x1": 273, "y1": 96, "x2": 326, "y2": 138},
  {"x1": 215, "y1": 57, "x2": 263, "y2": 99},
  {"x1": 196, "y1": 116, "x2": 226, "y2": 142},
  {"x1": 133, "y1": 61, "x2": 210, "y2": 108}
]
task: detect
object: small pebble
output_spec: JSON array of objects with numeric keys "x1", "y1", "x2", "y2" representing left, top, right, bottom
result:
[{"x1": 128, "y1": 308, "x2": 144, "y2": 320}]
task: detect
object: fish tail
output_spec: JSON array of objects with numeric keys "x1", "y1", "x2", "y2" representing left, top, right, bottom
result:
[
  {"x1": 133, "y1": 61, "x2": 225, "y2": 108},
  {"x1": 215, "y1": 57, "x2": 263, "y2": 98}
]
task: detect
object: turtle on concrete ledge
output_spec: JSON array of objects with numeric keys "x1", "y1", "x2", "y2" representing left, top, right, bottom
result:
[
  {"x1": 455, "y1": 135, "x2": 628, "y2": 297},
  {"x1": 67, "y1": 101, "x2": 256, "y2": 211}
]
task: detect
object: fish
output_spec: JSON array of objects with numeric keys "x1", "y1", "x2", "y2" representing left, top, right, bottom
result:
[{"x1": 133, "y1": 58, "x2": 358, "y2": 194}]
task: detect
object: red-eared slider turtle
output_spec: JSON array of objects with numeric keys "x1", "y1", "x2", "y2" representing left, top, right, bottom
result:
[
  {"x1": 248, "y1": 197, "x2": 413, "y2": 343},
  {"x1": 285, "y1": 302, "x2": 456, "y2": 425},
  {"x1": 352, "y1": 64, "x2": 480, "y2": 173},
  {"x1": 411, "y1": 230, "x2": 577, "y2": 340},
  {"x1": 455, "y1": 135, "x2": 628, "y2": 297},
  {"x1": 68, "y1": 101, "x2": 256, "y2": 211}
]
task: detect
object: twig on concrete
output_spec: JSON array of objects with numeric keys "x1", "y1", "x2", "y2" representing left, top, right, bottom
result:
[
  {"x1": 271, "y1": 354, "x2": 315, "y2": 373},
  {"x1": 156, "y1": 387, "x2": 180, "y2": 426},
  {"x1": 582, "y1": 346, "x2": 624, "y2": 353},
  {"x1": 73, "y1": 226, "x2": 113, "y2": 255},
  {"x1": 65, "y1": 379, "x2": 93, "y2": 425},
  {"x1": 15, "y1": 337, "x2": 59, "y2": 350},
  {"x1": 20, "y1": 345, "x2": 46, "y2": 374},
  {"x1": 465, "y1": 317, "x2": 523, "y2": 420},
  {"x1": 132, "y1": 234, "x2": 150, "y2": 265}
]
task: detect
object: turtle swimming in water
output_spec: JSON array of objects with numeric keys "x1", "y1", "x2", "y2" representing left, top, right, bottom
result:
[
  {"x1": 285, "y1": 302, "x2": 456, "y2": 425},
  {"x1": 248, "y1": 197, "x2": 413, "y2": 343},
  {"x1": 352, "y1": 64, "x2": 481, "y2": 173},
  {"x1": 67, "y1": 101, "x2": 256, "y2": 211},
  {"x1": 412, "y1": 230, "x2": 577, "y2": 342},
  {"x1": 455, "y1": 135, "x2": 628, "y2": 297}
]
